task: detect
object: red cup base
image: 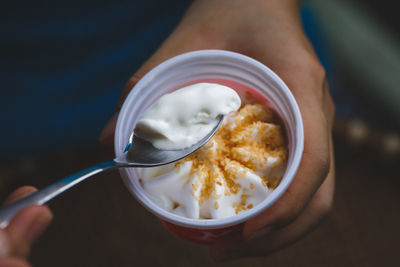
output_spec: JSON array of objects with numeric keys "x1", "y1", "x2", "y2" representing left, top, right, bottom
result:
[{"x1": 161, "y1": 220, "x2": 244, "y2": 245}]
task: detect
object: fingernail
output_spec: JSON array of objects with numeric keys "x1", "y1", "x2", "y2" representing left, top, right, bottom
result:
[
  {"x1": 245, "y1": 225, "x2": 275, "y2": 241},
  {"x1": 0, "y1": 230, "x2": 9, "y2": 256},
  {"x1": 99, "y1": 113, "x2": 118, "y2": 143},
  {"x1": 26, "y1": 213, "x2": 53, "y2": 244}
]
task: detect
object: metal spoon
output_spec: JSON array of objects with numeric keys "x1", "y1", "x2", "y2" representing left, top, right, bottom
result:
[{"x1": 0, "y1": 115, "x2": 224, "y2": 228}]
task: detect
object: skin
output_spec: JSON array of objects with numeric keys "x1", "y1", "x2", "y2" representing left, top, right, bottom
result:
[
  {"x1": 0, "y1": 186, "x2": 53, "y2": 267},
  {"x1": 100, "y1": 0, "x2": 335, "y2": 261}
]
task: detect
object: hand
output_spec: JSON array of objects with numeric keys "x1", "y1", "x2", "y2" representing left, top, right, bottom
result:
[
  {"x1": 100, "y1": 0, "x2": 335, "y2": 260},
  {"x1": 0, "y1": 186, "x2": 53, "y2": 267}
]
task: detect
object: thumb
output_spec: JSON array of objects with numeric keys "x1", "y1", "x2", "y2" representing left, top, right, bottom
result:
[
  {"x1": 2, "y1": 187, "x2": 53, "y2": 259},
  {"x1": 0, "y1": 229, "x2": 10, "y2": 257},
  {"x1": 98, "y1": 19, "x2": 220, "y2": 146},
  {"x1": 98, "y1": 47, "x2": 187, "y2": 146},
  {"x1": 5, "y1": 206, "x2": 53, "y2": 259}
]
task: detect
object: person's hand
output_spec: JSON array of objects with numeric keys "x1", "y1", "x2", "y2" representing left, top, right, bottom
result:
[
  {"x1": 0, "y1": 186, "x2": 53, "y2": 267},
  {"x1": 100, "y1": 0, "x2": 335, "y2": 260}
]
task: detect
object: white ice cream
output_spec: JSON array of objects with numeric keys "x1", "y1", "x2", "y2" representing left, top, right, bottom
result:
[
  {"x1": 140, "y1": 101, "x2": 288, "y2": 220},
  {"x1": 135, "y1": 83, "x2": 241, "y2": 150}
]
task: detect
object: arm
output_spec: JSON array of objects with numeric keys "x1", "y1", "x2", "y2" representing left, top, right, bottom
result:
[{"x1": 101, "y1": 0, "x2": 335, "y2": 260}]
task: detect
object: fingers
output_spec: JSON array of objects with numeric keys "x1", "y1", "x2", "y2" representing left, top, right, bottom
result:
[
  {"x1": 0, "y1": 258, "x2": 31, "y2": 267},
  {"x1": 211, "y1": 157, "x2": 335, "y2": 261},
  {"x1": 1, "y1": 186, "x2": 53, "y2": 259},
  {"x1": 0, "y1": 186, "x2": 38, "y2": 258},
  {"x1": 99, "y1": 113, "x2": 118, "y2": 146},
  {"x1": 4, "y1": 206, "x2": 53, "y2": 259},
  {"x1": 239, "y1": 53, "x2": 333, "y2": 239},
  {"x1": 243, "y1": 108, "x2": 331, "y2": 239},
  {"x1": 3, "y1": 187, "x2": 37, "y2": 206}
]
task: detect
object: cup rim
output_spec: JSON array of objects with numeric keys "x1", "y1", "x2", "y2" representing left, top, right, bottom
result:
[{"x1": 115, "y1": 49, "x2": 304, "y2": 229}]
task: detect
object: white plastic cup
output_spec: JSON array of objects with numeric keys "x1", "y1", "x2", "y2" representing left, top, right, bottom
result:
[{"x1": 114, "y1": 50, "x2": 304, "y2": 244}]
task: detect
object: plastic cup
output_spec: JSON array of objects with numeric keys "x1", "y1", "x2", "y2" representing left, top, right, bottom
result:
[{"x1": 114, "y1": 50, "x2": 304, "y2": 245}]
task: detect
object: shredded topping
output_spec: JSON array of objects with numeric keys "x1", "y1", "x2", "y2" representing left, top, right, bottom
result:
[{"x1": 175, "y1": 104, "x2": 287, "y2": 212}]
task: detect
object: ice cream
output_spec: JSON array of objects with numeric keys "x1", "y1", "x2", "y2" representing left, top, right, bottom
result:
[
  {"x1": 138, "y1": 84, "x2": 288, "y2": 219},
  {"x1": 135, "y1": 83, "x2": 241, "y2": 150}
]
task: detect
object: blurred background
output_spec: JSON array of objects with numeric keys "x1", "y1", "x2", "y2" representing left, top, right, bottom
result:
[{"x1": 0, "y1": 0, "x2": 399, "y2": 266}]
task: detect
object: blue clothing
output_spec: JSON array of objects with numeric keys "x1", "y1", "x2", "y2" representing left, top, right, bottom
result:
[
  {"x1": 1, "y1": 1, "x2": 191, "y2": 158},
  {"x1": 0, "y1": 2, "x2": 331, "y2": 159}
]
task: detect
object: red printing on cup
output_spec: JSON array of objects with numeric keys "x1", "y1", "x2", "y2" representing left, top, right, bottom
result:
[{"x1": 161, "y1": 220, "x2": 243, "y2": 245}]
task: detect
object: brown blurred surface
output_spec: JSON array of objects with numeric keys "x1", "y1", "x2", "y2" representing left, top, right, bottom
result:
[{"x1": 0, "y1": 131, "x2": 399, "y2": 267}]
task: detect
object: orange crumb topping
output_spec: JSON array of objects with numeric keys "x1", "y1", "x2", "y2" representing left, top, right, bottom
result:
[{"x1": 175, "y1": 103, "x2": 287, "y2": 210}]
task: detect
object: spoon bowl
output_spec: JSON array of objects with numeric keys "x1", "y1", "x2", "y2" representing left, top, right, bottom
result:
[{"x1": 117, "y1": 114, "x2": 223, "y2": 166}]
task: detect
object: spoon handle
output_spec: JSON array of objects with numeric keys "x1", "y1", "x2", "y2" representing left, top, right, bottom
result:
[{"x1": 0, "y1": 160, "x2": 118, "y2": 228}]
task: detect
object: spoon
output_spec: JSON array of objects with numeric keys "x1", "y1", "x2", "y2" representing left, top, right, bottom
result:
[{"x1": 0, "y1": 115, "x2": 224, "y2": 228}]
